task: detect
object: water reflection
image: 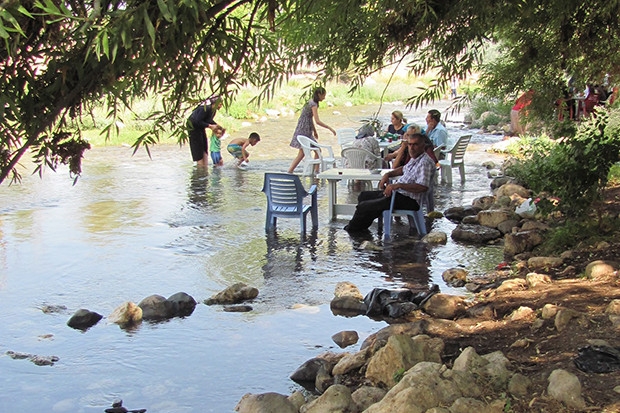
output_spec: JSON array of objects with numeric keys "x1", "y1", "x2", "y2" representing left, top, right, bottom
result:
[{"x1": 263, "y1": 230, "x2": 318, "y2": 275}]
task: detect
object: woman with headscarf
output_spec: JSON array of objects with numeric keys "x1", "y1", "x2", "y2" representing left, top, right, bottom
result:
[
  {"x1": 187, "y1": 95, "x2": 224, "y2": 167},
  {"x1": 348, "y1": 123, "x2": 381, "y2": 169},
  {"x1": 287, "y1": 87, "x2": 336, "y2": 174}
]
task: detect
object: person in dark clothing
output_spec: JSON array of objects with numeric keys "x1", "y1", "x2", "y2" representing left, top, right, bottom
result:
[
  {"x1": 187, "y1": 95, "x2": 224, "y2": 166},
  {"x1": 344, "y1": 133, "x2": 435, "y2": 233}
]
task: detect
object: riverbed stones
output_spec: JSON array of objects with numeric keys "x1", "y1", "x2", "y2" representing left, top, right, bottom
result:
[
  {"x1": 331, "y1": 330, "x2": 359, "y2": 349},
  {"x1": 495, "y1": 183, "x2": 530, "y2": 199},
  {"x1": 138, "y1": 294, "x2": 176, "y2": 320},
  {"x1": 334, "y1": 281, "x2": 364, "y2": 300},
  {"x1": 547, "y1": 369, "x2": 586, "y2": 410},
  {"x1": 442, "y1": 268, "x2": 468, "y2": 287},
  {"x1": 527, "y1": 256, "x2": 564, "y2": 271},
  {"x1": 67, "y1": 308, "x2": 103, "y2": 330},
  {"x1": 351, "y1": 386, "x2": 386, "y2": 411},
  {"x1": 204, "y1": 282, "x2": 258, "y2": 305},
  {"x1": 422, "y1": 231, "x2": 448, "y2": 244},
  {"x1": 451, "y1": 223, "x2": 502, "y2": 243},
  {"x1": 167, "y1": 292, "x2": 197, "y2": 316},
  {"x1": 234, "y1": 392, "x2": 297, "y2": 413},
  {"x1": 108, "y1": 302, "x2": 142, "y2": 327},
  {"x1": 477, "y1": 208, "x2": 518, "y2": 229},
  {"x1": 504, "y1": 230, "x2": 544, "y2": 257}
]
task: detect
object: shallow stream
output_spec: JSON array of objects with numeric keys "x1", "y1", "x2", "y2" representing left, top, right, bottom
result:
[{"x1": 0, "y1": 102, "x2": 506, "y2": 412}]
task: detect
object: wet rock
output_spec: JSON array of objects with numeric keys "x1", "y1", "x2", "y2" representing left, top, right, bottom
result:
[
  {"x1": 461, "y1": 215, "x2": 478, "y2": 224},
  {"x1": 223, "y1": 305, "x2": 253, "y2": 312},
  {"x1": 472, "y1": 195, "x2": 496, "y2": 210},
  {"x1": 67, "y1": 308, "x2": 103, "y2": 330},
  {"x1": 451, "y1": 224, "x2": 502, "y2": 243},
  {"x1": 235, "y1": 392, "x2": 297, "y2": 413},
  {"x1": 6, "y1": 351, "x2": 59, "y2": 366},
  {"x1": 108, "y1": 302, "x2": 142, "y2": 327},
  {"x1": 442, "y1": 268, "x2": 468, "y2": 287},
  {"x1": 290, "y1": 357, "x2": 332, "y2": 384},
  {"x1": 204, "y1": 283, "x2": 259, "y2": 305},
  {"x1": 168, "y1": 292, "x2": 197, "y2": 316},
  {"x1": 331, "y1": 330, "x2": 359, "y2": 349},
  {"x1": 504, "y1": 230, "x2": 544, "y2": 257},
  {"x1": 422, "y1": 231, "x2": 448, "y2": 244},
  {"x1": 547, "y1": 369, "x2": 586, "y2": 410},
  {"x1": 490, "y1": 176, "x2": 515, "y2": 189},
  {"x1": 330, "y1": 295, "x2": 367, "y2": 316},
  {"x1": 477, "y1": 209, "x2": 518, "y2": 229},
  {"x1": 444, "y1": 206, "x2": 482, "y2": 223},
  {"x1": 361, "y1": 322, "x2": 426, "y2": 351},
  {"x1": 334, "y1": 281, "x2": 364, "y2": 300},
  {"x1": 138, "y1": 294, "x2": 175, "y2": 320},
  {"x1": 521, "y1": 220, "x2": 550, "y2": 231}
]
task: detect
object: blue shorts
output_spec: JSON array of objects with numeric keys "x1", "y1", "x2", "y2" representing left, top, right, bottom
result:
[{"x1": 210, "y1": 151, "x2": 222, "y2": 164}]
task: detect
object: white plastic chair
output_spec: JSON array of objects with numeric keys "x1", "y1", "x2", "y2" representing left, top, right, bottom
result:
[
  {"x1": 296, "y1": 135, "x2": 337, "y2": 176},
  {"x1": 439, "y1": 134, "x2": 472, "y2": 184},
  {"x1": 340, "y1": 147, "x2": 382, "y2": 169},
  {"x1": 336, "y1": 128, "x2": 356, "y2": 150}
]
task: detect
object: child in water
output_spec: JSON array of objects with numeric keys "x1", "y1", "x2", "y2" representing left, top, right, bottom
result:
[
  {"x1": 209, "y1": 125, "x2": 226, "y2": 167},
  {"x1": 227, "y1": 132, "x2": 261, "y2": 169}
]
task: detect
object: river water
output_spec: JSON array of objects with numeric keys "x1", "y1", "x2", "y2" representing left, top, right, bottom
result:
[{"x1": 0, "y1": 102, "x2": 506, "y2": 412}]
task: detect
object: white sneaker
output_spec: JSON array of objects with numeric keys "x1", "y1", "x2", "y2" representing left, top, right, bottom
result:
[{"x1": 240, "y1": 160, "x2": 249, "y2": 167}]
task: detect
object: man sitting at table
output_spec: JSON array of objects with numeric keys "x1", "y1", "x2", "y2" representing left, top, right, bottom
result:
[{"x1": 344, "y1": 132, "x2": 435, "y2": 233}]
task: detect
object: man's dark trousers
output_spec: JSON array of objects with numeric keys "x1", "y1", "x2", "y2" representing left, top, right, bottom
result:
[{"x1": 345, "y1": 190, "x2": 419, "y2": 232}]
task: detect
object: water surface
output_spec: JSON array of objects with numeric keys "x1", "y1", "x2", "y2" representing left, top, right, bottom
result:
[{"x1": 0, "y1": 103, "x2": 506, "y2": 412}]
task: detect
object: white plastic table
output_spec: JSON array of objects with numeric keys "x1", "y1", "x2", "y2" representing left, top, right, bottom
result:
[{"x1": 316, "y1": 168, "x2": 391, "y2": 220}]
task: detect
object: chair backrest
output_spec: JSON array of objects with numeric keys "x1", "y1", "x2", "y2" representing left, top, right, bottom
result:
[
  {"x1": 341, "y1": 147, "x2": 381, "y2": 169},
  {"x1": 296, "y1": 135, "x2": 321, "y2": 160},
  {"x1": 337, "y1": 128, "x2": 356, "y2": 147},
  {"x1": 261, "y1": 173, "x2": 307, "y2": 212},
  {"x1": 448, "y1": 134, "x2": 472, "y2": 166}
]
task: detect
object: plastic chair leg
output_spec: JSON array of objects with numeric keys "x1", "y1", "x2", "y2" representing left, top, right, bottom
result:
[
  {"x1": 458, "y1": 164, "x2": 466, "y2": 183},
  {"x1": 382, "y1": 210, "x2": 392, "y2": 241},
  {"x1": 411, "y1": 210, "x2": 427, "y2": 236},
  {"x1": 441, "y1": 165, "x2": 453, "y2": 184}
]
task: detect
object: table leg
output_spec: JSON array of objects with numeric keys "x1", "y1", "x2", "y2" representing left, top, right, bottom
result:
[{"x1": 327, "y1": 179, "x2": 338, "y2": 220}]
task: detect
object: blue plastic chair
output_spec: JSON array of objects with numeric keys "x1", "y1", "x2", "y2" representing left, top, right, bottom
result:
[
  {"x1": 261, "y1": 173, "x2": 318, "y2": 233},
  {"x1": 379, "y1": 171, "x2": 435, "y2": 241}
]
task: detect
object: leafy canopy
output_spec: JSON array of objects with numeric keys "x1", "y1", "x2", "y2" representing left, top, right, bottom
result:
[{"x1": 2, "y1": 0, "x2": 620, "y2": 184}]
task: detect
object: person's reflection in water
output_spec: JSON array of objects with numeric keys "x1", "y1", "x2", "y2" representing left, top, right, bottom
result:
[
  {"x1": 187, "y1": 167, "x2": 223, "y2": 211},
  {"x1": 262, "y1": 229, "x2": 318, "y2": 276},
  {"x1": 377, "y1": 239, "x2": 431, "y2": 288}
]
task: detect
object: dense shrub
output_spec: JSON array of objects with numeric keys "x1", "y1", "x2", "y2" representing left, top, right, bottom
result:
[{"x1": 505, "y1": 107, "x2": 620, "y2": 217}]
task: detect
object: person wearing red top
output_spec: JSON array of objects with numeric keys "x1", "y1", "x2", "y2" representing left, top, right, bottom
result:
[{"x1": 510, "y1": 89, "x2": 534, "y2": 135}]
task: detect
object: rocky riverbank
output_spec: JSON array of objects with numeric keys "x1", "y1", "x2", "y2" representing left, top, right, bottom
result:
[{"x1": 233, "y1": 176, "x2": 620, "y2": 412}]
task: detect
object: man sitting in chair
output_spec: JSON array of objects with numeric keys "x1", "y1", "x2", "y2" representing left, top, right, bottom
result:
[{"x1": 344, "y1": 132, "x2": 435, "y2": 233}]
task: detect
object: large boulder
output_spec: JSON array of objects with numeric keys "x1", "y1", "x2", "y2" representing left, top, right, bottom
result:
[
  {"x1": 167, "y1": 292, "x2": 197, "y2": 316},
  {"x1": 138, "y1": 294, "x2": 176, "y2": 320}
]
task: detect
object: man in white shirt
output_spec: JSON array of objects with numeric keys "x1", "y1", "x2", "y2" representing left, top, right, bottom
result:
[{"x1": 344, "y1": 132, "x2": 435, "y2": 233}]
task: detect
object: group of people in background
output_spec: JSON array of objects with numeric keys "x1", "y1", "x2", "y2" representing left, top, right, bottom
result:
[
  {"x1": 187, "y1": 87, "x2": 449, "y2": 236},
  {"x1": 186, "y1": 87, "x2": 449, "y2": 180},
  {"x1": 187, "y1": 95, "x2": 261, "y2": 170}
]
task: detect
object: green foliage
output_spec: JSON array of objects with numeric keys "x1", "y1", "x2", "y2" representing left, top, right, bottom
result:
[
  {"x1": 505, "y1": 108, "x2": 620, "y2": 217},
  {"x1": 469, "y1": 97, "x2": 512, "y2": 120},
  {"x1": 536, "y1": 215, "x2": 620, "y2": 255},
  {"x1": 393, "y1": 367, "x2": 406, "y2": 383}
]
